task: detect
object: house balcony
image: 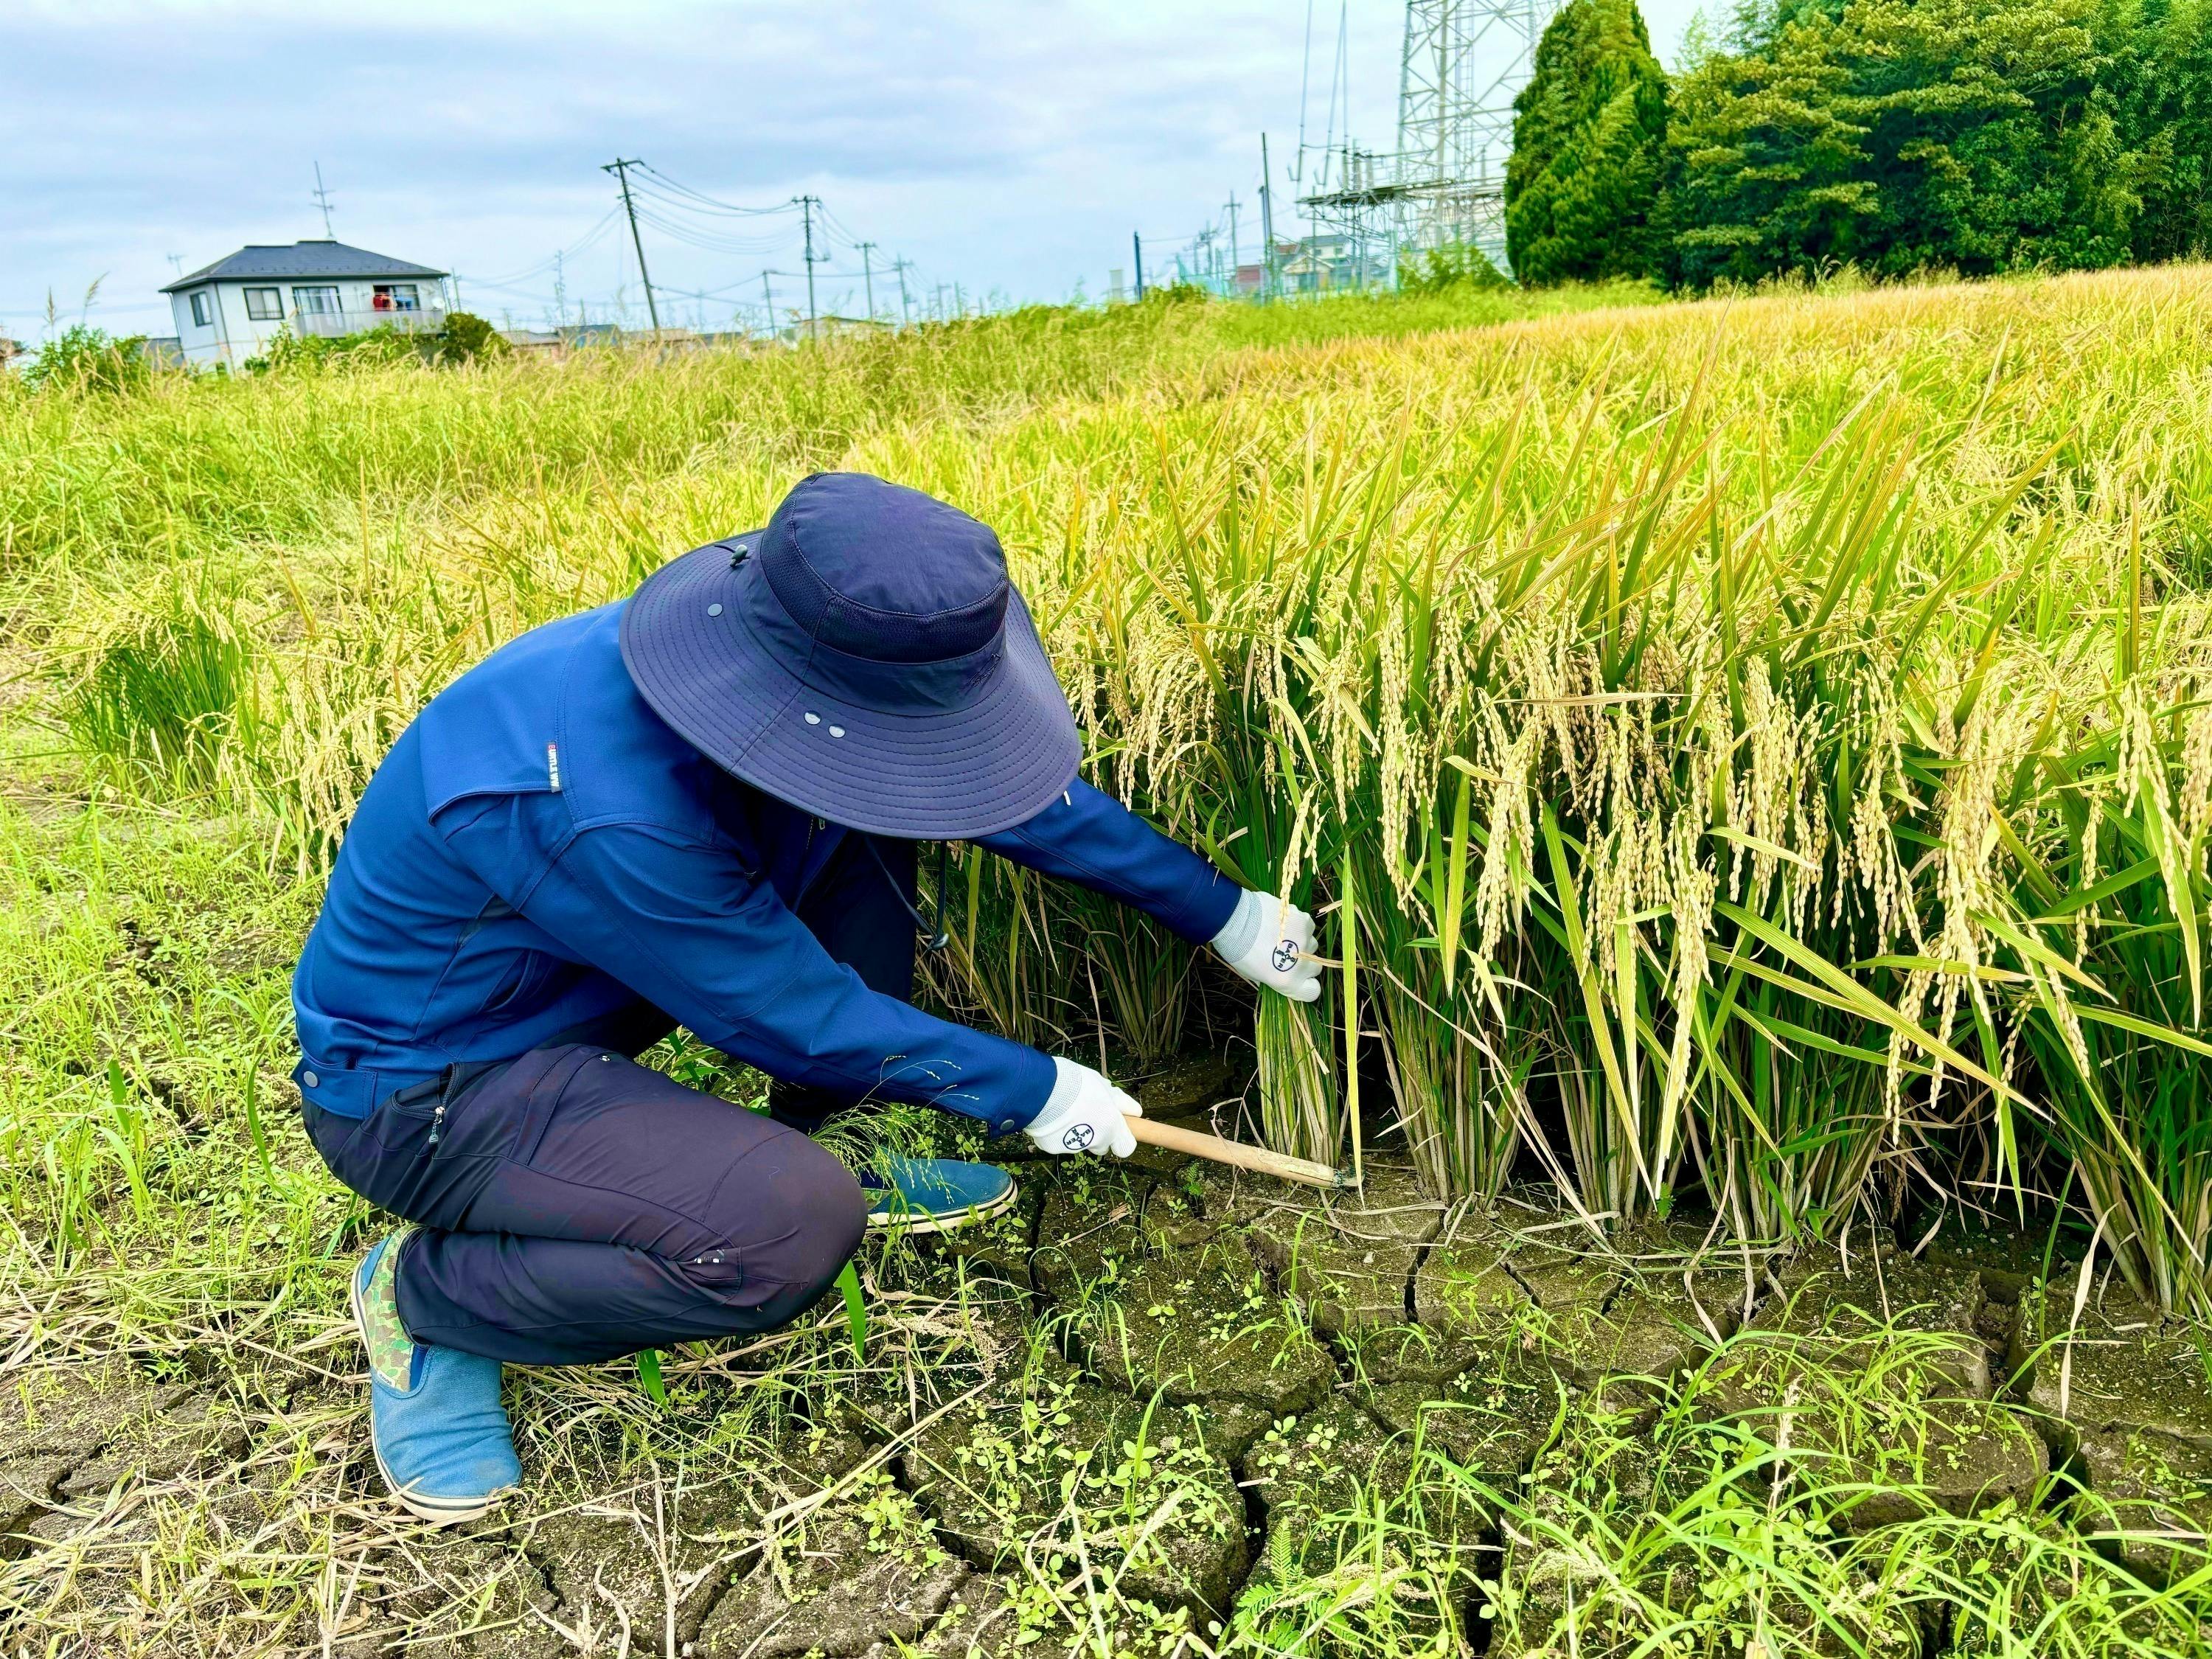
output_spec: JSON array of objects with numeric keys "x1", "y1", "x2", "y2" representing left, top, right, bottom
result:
[{"x1": 292, "y1": 307, "x2": 447, "y2": 338}]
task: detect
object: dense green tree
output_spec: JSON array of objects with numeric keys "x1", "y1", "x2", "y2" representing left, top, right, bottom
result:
[
  {"x1": 1660, "y1": 20, "x2": 1873, "y2": 287},
  {"x1": 1662, "y1": 0, "x2": 2140, "y2": 286},
  {"x1": 434, "y1": 312, "x2": 512, "y2": 365},
  {"x1": 1851, "y1": 0, "x2": 2134, "y2": 273},
  {"x1": 1506, "y1": 0, "x2": 1672, "y2": 284},
  {"x1": 2104, "y1": 0, "x2": 2212, "y2": 260}
]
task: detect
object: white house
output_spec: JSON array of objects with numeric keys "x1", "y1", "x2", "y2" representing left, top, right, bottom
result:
[{"x1": 160, "y1": 240, "x2": 451, "y2": 368}]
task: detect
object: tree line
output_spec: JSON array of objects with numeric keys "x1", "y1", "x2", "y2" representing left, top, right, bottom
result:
[{"x1": 1504, "y1": 0, "x2": 2212, "y2": 287}]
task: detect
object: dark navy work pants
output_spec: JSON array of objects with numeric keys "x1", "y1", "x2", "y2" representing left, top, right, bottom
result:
[{"x1": 303, "y1": 831, "x2": 917, "y2": 1367}]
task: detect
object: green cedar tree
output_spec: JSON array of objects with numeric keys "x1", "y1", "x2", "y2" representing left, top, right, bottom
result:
[{"x1": 1506, "y1": 0, "x2": 1674, "y2": 285}]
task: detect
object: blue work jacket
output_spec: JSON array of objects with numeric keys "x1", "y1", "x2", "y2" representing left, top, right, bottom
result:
[{"x1": 291, "y1": 600, "x2": 1239, "y2": 1135}]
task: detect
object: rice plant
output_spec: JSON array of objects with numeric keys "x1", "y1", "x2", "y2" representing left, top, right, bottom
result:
[{"x1": 9, "y1": 264, "x2": 2212, "y2": 1315}]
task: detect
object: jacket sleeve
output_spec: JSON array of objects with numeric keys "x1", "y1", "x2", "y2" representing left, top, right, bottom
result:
[
  {"x1": 975, "y1": 778, "x2": 1243, "y2": 945},
  {"x1": 448, "y1": 801, "x2": 1056, "y2": 1134}
]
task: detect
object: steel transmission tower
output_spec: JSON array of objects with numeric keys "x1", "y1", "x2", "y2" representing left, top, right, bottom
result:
[
  {"x1": 1396, "y1": 0, "x2": 1559, "y2": 260},
  {"x1": 1299, "y1": 0, "x2": 1562, "y2": 280}
]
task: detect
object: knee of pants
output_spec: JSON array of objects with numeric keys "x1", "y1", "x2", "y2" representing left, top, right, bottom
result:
[{"x1": 689, "y1": 1131, "x2": 866, "y2": 1319}]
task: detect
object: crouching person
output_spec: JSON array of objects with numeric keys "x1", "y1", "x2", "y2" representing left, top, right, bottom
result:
[{"x1": 291, "y1": 472, "x2": 1324, "y2": 1523}]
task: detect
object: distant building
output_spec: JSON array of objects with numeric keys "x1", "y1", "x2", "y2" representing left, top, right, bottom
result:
[
  {"x1": 1276, "y1": 234, "x2": 1351, "y2": 293},
  {"x1": 160, "y1": 240, "x2": 451, "y2": 368},
  {"x1": 498, "y1": 323, "x2": 642, "y2": 355},
  {"x1": 796, "y1": 315, "x2": 891, "y2": 344},
  {"x1": 500, "y1": 327, "x2": 566, "y2": 356}
]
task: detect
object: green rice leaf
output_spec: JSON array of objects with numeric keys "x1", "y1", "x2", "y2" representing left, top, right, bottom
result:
[
  {"x1": 1714, "y1": 901, "x2": 2019, "y2": 1101},
  {"x1": 836, "y1": 1259, "x2": 867, "y2": 1359}
]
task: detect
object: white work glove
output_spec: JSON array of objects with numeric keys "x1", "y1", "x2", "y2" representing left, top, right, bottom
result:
[
  {"x1": 1025, "y1": 1058, "x2": 1142, "y2": 1158},
  {"x1": 1211, "y1": 888, "x2": 1324, "y2": 1003}
]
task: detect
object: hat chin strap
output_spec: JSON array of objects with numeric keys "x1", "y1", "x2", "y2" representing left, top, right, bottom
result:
[{"x1": 860, "y1": 835, "x2": 952, "y2": 952}]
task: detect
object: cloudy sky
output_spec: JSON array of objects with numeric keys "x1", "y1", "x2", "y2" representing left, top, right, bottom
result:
[{"x1": 4, "y1": 0, "x2": 1705, "y2": 343}]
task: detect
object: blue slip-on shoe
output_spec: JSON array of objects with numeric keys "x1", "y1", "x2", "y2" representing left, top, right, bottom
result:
[
  {"x1": 351, "y1": 1229, "x2": 522, "y2": 1526},
  {"x1": 859, "y1": 1156, "x2": 1018, "y2": 1236}
]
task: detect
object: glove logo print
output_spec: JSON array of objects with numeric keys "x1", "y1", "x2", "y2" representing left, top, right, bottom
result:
[
  {"x1": 1270, "y1": 937, "x2": 1302, "y2": 973},
  {"x1": 1061, "y1": 1123, "x2": 1096, "y2": 1152}
]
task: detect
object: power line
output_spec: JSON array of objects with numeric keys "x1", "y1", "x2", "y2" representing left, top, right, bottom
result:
[
  {"x1": 796, "y1": 195, "x2": 822, "y2": 344},
  {"x1": 239, "y1": 156, "x2": 938, "y2": 341},
  {"x1": 602, "y1": 158, "x2": 663, "y2": 335},
  {"x1": 1295, "y1": 0, "x2": 1318, "y2": 185},
  {"x1": 815, "y1": 204, "x2": 872, "y2": 250},
  {"x1": 1260, "y1": 133, "x2": 1279, "y2": 299},
  {"x1": 577, "y1": 161, "x2": 930, "y2": 335},
  {"x1": 468, "y1": 209, "x2": 622, "y2": 292},
  {"x1": 627, "y1": 207, "x2": 795, "y2": 258},
  {"x1": 633, "y1": 163, "x2": 799, "y2": 218}
]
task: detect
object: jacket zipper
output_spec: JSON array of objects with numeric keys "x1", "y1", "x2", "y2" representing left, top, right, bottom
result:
[{"x1": 801, "y1": 815, "x2": 823, "y2": 900}]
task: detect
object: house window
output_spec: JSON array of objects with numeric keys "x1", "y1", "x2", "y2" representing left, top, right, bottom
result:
[
  {"x1": 372, "y1": 284, "x2": 420, "y2": 312},
  {"x1": 291, "y1": 285, "x2": 341, "y2": 315},
  {"x1": 189, "y1": 291, "x2": 212, "y2": 327},
  {"x1": 243, "y1": 288, "x2": 283, "y2": 321}
]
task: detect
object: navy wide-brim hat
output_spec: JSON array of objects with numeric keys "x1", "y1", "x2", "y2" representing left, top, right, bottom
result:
[{"x1": 620, "y1": 472, "x2": 1082, "y2": 838}]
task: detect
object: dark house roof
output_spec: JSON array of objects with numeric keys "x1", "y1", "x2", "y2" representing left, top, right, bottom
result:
[{"x1": 161, "y1": 240, "x2": 446, "y2": 293}]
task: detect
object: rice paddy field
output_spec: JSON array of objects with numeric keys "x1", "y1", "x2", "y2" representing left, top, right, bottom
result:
[{"x1": 7, "y1": 266, "x2": 2212, "y2": 1655}]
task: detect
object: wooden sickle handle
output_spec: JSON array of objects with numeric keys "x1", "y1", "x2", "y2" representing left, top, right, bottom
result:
[{"x1": 1127, "y1": 1115, "x2": 1354, "y2": 1190}]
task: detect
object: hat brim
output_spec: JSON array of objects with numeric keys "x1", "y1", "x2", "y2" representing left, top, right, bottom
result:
[{"x1": 619, "y1": 537, "x2": 1082, "y2": 839}]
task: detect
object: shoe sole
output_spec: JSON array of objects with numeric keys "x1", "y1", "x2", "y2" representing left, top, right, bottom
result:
[
  {"x1": 863, "y1": 1176, "x2": 1020, "y2": 1237},
  {"x1": 351, "y1": 1248, "x2": 513, "y2": 1528}
]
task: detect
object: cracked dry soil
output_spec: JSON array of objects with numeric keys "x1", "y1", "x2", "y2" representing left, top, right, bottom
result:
[{"x1": 5, "y1": 1085, "x2": 2205, "y2": 1657}]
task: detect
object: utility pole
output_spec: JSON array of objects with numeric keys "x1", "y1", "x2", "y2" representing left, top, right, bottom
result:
[
  {"x1": 602, "y1": 159, "x2": 662, "y2": 336},
  {"x1": 1259, "y1": 133, "x2": 1278, "y2": 302},
  {"x1": 892, "y1": 257, "x2": 914, "y2": 327},
  {"x1": 1226, "y1": 195, "x2": 1242, "y2": 289},
  {"x1": 796, "y1": 195, "x2": 822, "y2": 344},
  {"x1": 1133, "y1": 232, "x2": 1145, "y2": 300},
  {"x1": 760, "y1": 270, "x2": 775, "y2": 340},
  {"x1": 312, "y1": 161, "x2": 335, "y2": 237},
  {"x1": 857, "y1": 242, "x2": 878, "y2": 321}
]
